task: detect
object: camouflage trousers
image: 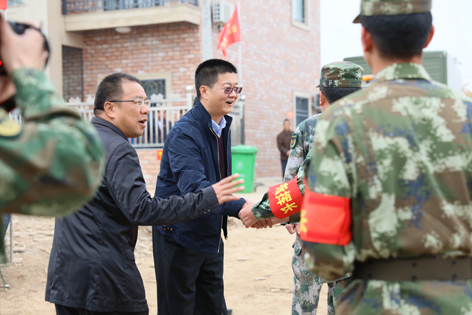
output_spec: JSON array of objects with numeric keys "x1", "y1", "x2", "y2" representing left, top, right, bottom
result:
[{"x1": 292, "y1": 236, "x2": 344, "y2": 315}]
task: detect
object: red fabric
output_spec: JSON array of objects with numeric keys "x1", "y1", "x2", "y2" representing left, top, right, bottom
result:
[
  {"x1": 299, "y1": 189, "x2": 352, "y2": 246},
  {"x1": 268, "y1": 177, "x2": 304, "y2": 219},
  {"x1": 217, "y1": 4, "x2": 240, "y2": 57},
  {"x1": 0, "y1": 0, "x2": 6, "y2": 10}
]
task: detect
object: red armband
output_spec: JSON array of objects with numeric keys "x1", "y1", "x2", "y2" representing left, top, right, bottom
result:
[
  {"x1": 268, "y1": 177, "x2": 304, "y2": 219},
  {"x1": 299, "y1": 188, "x2": 351, "y2": 246}
]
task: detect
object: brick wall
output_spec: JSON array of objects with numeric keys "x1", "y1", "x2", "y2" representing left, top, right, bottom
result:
[
  {"x1": 82, "y1": 23, "x2": 201, "y2": 100},
  {"x1": 136, "y1": 149, "x2": 161, "y2": 194},
  {"x1": 62, "y1": 46, "x2": 84, "y2": 101}
]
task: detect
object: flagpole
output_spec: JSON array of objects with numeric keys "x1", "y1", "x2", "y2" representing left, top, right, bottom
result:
[
  {"x1": 237, "y1": 2, "x2": 245, "y2": 144},
  {"x1": 238, "y1": 2, "x2": 242, "y2": 85}
]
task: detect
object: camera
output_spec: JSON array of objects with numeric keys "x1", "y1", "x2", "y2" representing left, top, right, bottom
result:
[{"x1": 0, "y1": 21, "x2": 50, "y2": 76}]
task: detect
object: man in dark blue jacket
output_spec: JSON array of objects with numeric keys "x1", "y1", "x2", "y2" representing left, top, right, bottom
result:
[{"x1": 153, "y1": 59, "x2": 249, "y2": 315}]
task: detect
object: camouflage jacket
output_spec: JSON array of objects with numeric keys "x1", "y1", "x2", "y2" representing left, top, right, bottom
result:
[
  {"x1": 301, "y1": 63, "x2": 472, "y2": 314},
  {"x1": 0, "y1": 69, "x2": 105, "y2": 263},
  {"x1": 252, "y1": 114, "x2": 321, "y2": 221}
]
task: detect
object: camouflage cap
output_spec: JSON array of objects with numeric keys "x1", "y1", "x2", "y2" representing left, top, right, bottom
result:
[
  {"x1": 317, "y1": 61, "x2": 364, "y2": 88},
  {"x1": 353, "y1": 0, "x2": 432, "y2": 23}
]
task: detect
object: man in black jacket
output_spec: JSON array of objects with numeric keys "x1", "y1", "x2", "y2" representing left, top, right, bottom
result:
[{"x1": 45, "y1": 73, "x2": 243, "y2": 315}]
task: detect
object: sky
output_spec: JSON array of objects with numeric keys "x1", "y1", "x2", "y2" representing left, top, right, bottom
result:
[{"x1": 320, "y1": 0, "x2": 472, "y2": 89}]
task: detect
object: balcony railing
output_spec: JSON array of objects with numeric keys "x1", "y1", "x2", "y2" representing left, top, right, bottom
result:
[{"x1": 62, "y1": 0, "x2": 199, "y2": 15}]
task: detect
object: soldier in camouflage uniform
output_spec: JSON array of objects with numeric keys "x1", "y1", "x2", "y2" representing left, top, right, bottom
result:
[
  {"x1": 300, "y1": 1, "x2": 472, "y2": 314},
  {"x1": 247, "y1": 62, "x2": 364, "y2": 314},
  {"x1": 0, "y1": 18, "x2": 105, "y2": 264}
]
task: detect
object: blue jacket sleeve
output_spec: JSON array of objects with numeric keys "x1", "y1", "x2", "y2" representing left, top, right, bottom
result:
[
  {"x1": 220, "y1": 196, "x2": 245, "y2": 218},
  {"x1": 167, "y1": 131, "x2": 245, "y2": 218}
]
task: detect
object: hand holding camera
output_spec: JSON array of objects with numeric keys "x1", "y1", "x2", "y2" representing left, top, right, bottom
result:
[
  {"x1": 0, "y1": 15, "x2": 50, "y2": 111},
  {"x1": 0, "y1": 16, "x2": 50, "y2": 74}
]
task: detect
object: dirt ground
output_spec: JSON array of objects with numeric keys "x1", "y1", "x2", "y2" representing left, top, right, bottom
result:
[{"x1": 0, "y1": 178, "x2": 328, "y2": 315}]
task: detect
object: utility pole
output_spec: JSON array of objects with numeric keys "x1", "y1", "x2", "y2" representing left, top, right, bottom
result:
[{"x1": 202, "y1": 0, "x2": 213, "y2": 61}]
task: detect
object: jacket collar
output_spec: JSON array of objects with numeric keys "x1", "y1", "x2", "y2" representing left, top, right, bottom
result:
[
  {"x1": 91, "y1": 117, "x2": 128, "y2": 140},
  {"x1": 372, "y1": 63, "x2": 432, "y2": 84},
  {"x1": 192, "y1": 99, "x2": 233, "y2": 130}
]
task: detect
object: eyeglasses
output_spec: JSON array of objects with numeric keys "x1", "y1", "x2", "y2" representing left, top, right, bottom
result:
[
  {"x1": 108, "y1": 99, "x2": 151, "y2": 107},
  {"x1": 216, "y1": 87, "x2": 243, "y2": 95}
]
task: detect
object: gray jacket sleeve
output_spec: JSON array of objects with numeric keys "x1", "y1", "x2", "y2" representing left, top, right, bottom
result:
[{"x1": 107, "y1": 143, "x2": 219, "y2": 226}]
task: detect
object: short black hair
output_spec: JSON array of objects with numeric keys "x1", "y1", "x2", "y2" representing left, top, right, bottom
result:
[
  {"x1": 195, "y1": 59, "x2": 237, "y2": 101},
  {"x1": 94, "y1": 73, "x2": 141, "y2": 114},
  {"x1": 320, "y1": 86, "x2": 362, "y2": 104},
  {"x1": 283, "y1": 119, "x2": 290, "y2": 124},
  {"x1": 360, "y1": 12, "x2": 432, "y2": 59}
]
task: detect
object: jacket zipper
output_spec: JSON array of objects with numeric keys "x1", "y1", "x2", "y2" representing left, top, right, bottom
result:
[
  {"x1": 224, "y1": 126, "x2": 231, "y2": 243},
  {"x1": 210, "y1": 127, "x2": 224, "y2": 253}
]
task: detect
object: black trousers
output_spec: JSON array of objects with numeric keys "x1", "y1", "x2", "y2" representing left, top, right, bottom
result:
[
  {"x1": 55, "y1": 305, "x2": 148, "y2": 315},
  {"x1": 152, "y1": 229, "x2": 227, "y2": 315},
  {"x1": 281, "y1": 159, "x2": 288, "y2": 179}
]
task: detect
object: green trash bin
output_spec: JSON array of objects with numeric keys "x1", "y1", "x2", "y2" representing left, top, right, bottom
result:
[{"x1": 231, "y1": 145, "x2": 258, "y2": 193}]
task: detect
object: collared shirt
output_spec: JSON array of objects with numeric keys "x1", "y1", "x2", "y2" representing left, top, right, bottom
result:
[{"x1": 211, "y1": 116, "x2": 227, "y2": 137}]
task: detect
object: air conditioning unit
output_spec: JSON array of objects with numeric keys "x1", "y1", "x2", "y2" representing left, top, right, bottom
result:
[{"x1": 213, "y1": 1, "x2": 235, "y2": 24}]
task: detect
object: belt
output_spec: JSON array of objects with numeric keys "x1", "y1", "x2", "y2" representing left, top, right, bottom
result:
[{"x1": 353, "y1": 256, "x2": 472, "y2": 281}]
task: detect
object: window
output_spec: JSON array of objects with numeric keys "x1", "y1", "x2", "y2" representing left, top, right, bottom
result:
[
  {"x1": 295, "y1": 97, "x2": 309, "y2": 126},
  {"x1": 7, "y1": 0, "x2": 23, "y2": 6},
  {"x1": 142, "y1": 79, "x2": 166, "y2": 101},
  {"x1": 292, "y1": 0, "x2": 309, "y2": 30},
  {"x1": 62, "y1": 46, "x2": 84, "y2": 102},
  {"x1": 293, "y1": 92, "x2": 312, "y2": 126},
  {"x1": 293, "y1": 0, "x2": 305, "y2": 23}
]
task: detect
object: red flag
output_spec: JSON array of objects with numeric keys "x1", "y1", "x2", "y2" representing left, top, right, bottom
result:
[
  {"x1": 217, "y1": 4, "x2": 240, "y2": 57},
  {"x1": 0, "y1": 0, "x2": 7, "y2": 10}
]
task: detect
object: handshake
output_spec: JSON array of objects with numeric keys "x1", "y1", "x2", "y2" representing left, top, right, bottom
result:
[{"x1": 237, "y1": 200, "x2": 287, "y2": 229}]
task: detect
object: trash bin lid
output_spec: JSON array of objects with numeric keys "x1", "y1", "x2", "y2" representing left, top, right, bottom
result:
[{"x1": 231, "y1": 145, "x2": 258, "y2": 154}]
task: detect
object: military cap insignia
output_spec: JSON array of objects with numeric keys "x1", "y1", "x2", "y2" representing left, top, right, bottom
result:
[
  {"x1": 290, "y1": 134, "x2": 298, "y2": 150},
  {"x1": 0, "y1": 114, "x2": 22, "y2": 138}
]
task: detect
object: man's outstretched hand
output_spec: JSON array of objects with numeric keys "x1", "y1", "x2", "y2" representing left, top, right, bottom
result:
[
  {"x1": 212, "y1": 174, "x2": 244, "y2": 205},
  {"x1": 238, "y1": 200, "x2": 258, "y2": 228}
]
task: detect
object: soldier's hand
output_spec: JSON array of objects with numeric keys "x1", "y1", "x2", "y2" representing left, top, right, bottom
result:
[
  {"x1": 250, "y1": 218, "x2": 273, "y2": 229},
  {"x1": 287, "y1": 223, "x2": 300, "y2": 234},
  {"x1": 238, "y1": 199, "x2": 257, "y2": 228},
  {"x1": 285, "y1": 224, "x2": 297, "y2": 234},
  {"x1": 0, "y1": 17, "x2": 48, "y2": 73},
  {"x1": 212, "y1": 174, "x2": 244, "y2": 205}
]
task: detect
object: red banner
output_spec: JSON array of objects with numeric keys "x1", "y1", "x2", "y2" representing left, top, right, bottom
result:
[
  {"x1": 299, "y1": 188, "x2": 352, "y2": 246},
  {"x1": 0, "y1": 0, "x2": 7, "y2": 10},
  {"x1": 217, "y1": 4, "x2": 240, "y2": 57},
  {"x1": 268, "y1": 176, "x2": 304, "y2": 219}
]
